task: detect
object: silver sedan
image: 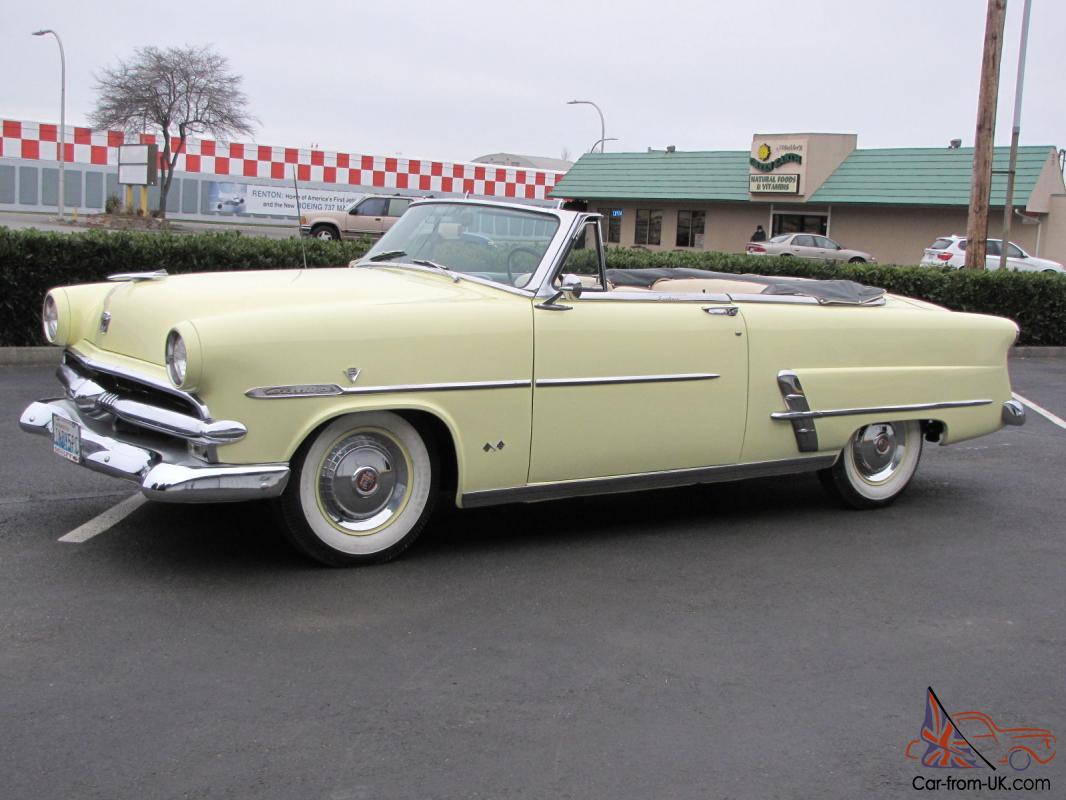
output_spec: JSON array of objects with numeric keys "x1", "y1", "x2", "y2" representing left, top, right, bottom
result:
[{"x1": 746, "y1": 233, "x2": 876, "y2": 264}]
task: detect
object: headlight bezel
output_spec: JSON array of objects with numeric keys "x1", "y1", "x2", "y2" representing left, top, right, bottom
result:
[
  {"x1": 164, "y1": 324, "x2": 202, "y2": 391},
  {"x1": 165, "y1": 330, "x2": 187, "y2": 387},
  {"x1": 43, "y1": 294, "x2": 59, "y2": 343},
  {"x1": 41, "y1": 290, "x2": 72, "y2": 346}
]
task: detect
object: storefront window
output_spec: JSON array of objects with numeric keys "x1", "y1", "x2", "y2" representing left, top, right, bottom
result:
[
  {"x1": 635, "y1": 209, "x2": 662, "y2": 246},
  {"x1": 771, "y1": 213, "x2": 828, "y2": 236},
  {"x1": 598, "y1": 208, "x2": 622, "y2": 244},
  {"x1": 676, "y1": 210, "x2": 706, "y2": 248}
]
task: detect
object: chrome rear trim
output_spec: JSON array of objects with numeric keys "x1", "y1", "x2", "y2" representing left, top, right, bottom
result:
[
  {"x1": 461, "y1": 456, "x2": 836, "y2": 508},
  {"x1": 107, "y1": 270, "x2": 168, "y2": 282},
  {"x1": 771, "y1": 399, "x2": 992, "y2": 422},
  {"x1": 1001, "y1": 399, "x2": 1026, "y2": 426}
]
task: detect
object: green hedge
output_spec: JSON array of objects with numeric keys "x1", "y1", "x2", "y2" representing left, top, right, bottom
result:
[
  {"x1": 0, "y1": 227, "x2": 371, "y2": 346},
  {"x1": 1, "y1": 227, "x2": 1063, "y2": 346}
]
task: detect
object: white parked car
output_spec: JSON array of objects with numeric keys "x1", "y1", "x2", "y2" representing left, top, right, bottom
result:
[
  {"x1": 920, "y1": 236, "x2": 1065, "y2": 274},
  {"x1": 746, "y1": 233, "x2": 875, "y2": 264}
]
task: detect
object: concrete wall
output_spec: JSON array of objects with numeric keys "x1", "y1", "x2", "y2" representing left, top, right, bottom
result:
[{"x1": 589, "y1": 199, "x2": 1058, "y2": 266}]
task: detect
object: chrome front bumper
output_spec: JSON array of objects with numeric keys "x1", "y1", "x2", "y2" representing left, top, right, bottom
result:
[{"x1": 20, "y1": 397, "x2": 289, "y2": 503}]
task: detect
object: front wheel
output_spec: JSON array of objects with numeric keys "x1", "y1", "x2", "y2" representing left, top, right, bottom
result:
[
  {"x1": 848, "y1": 257, "x2": 866, "y2": 264},
  {"x1": 310, "y1": 224, "x2": 340, "y2": 241},
  {"x1": 818, "y1": 420, "x2": 923, "y2": 509},
  {"x1": 276, "y1": 411, "x2": 438, "y2": 566}
]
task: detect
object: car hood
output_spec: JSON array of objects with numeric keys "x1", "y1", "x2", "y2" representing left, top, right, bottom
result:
[
  {"x1": 83, "y1": 266, "x2": 508, "y2": 365},
  {"x1": 1026, "y1": 256, "x2": 1064, "y2": 271}
]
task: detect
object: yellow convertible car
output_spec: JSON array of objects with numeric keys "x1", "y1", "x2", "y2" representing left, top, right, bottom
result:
[{"x1": 20, "y1": 199, "x2": 1025, "y2": 565}]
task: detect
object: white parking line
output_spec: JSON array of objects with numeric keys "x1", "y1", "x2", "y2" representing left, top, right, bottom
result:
[
  {"x1": 58, "y1": 494, "x2": 146, "y2": 543},
  {"x1": 1013, "y1": 392, "x2": 1066, "y2": 431}
]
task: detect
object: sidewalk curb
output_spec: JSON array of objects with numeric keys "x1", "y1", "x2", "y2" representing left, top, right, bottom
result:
[{"x1": 1, "y1": 345, "x2": 1063, "y2": 366}]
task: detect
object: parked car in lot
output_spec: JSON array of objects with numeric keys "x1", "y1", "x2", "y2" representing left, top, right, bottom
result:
[
  {"x1": 920, "y1": 235, "x2": 1065, "y2": 273},
  {"x1": 299, "y1": 194, "x2": 418, "y2": 241},
  {"x1": 746, "y1": 233, "x2": 876, "y2": 263},
  {"x1": 21, "y1": 199, "x2": 1025, "y2": 566}
]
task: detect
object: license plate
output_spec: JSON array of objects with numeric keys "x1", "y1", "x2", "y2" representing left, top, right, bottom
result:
[{"x1": 52, "y1": 415, "x2": 81, "y2": 463}]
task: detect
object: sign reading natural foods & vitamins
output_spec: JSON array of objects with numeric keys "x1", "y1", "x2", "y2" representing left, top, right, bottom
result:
[{"x1": 749, "y1": 173, "x2": 800, "y2": 193}]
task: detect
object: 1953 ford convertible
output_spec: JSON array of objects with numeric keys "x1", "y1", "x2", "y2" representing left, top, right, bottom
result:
[{"x1": 20, "y1": 199, "x2": 1026, "y2": 565}]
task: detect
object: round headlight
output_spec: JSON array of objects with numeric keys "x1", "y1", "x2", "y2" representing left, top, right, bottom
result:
[
  {"x1": 43, "y1": 294, "x2": 59, "y2": 343},
  {"x1": 165, "y1": 330, "x2": 187, "y2": 387}
]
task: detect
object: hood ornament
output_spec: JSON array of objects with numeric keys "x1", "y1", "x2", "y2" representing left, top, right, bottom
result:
[{"x1": 99, "y1": 311, "x2": 111, "y2": 334}]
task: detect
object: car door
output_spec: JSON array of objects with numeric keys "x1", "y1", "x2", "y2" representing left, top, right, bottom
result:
[
  {"x1": 790, "y1": 234, "x2": 817, "y2": 258},
  {"x1": 529, "y1": 217, "x2": 749, "y2": 484},
  {"x1": 345, "y1": 197, "x2": 387, "y2": 236},
  {"x1": 813, "y1": 236, "x2": 843, "y2": 261},
  {"x1": 383, "y1": 198, "x2": 412, "y2": 233}
]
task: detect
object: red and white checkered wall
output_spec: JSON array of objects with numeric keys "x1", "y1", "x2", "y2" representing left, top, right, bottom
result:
[{"x1": 0, "y1": 119, "x2": 565, "y2": 200}]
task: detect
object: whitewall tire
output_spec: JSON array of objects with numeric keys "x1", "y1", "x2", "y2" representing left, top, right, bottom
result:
[
  {"x1": 818, "y1": 420, "x2": 923, "y2": 509},
  {"x1": 277, "y1": 411, "x2": 438, "y2": 566}
]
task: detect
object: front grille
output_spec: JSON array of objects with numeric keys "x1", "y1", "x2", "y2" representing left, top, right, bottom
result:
[{"x1": 63, "y1": 351, "x2": 205, "y2": 419}]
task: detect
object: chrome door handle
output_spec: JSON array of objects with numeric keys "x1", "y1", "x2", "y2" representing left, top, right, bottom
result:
[{"x1": 703, "y1": 306, "x2": 739, "y2": 316}]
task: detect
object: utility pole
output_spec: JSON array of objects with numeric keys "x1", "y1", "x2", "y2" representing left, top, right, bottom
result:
[
  {"x1": 999, "y1": 0, "x2": 1033, "y2": 271},
  {"x1": 965, "y1": 0, "x2": 1007, "y2": 270}
]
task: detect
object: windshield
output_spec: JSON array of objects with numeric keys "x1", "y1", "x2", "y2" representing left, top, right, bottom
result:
[{"x1": 359, "y1": 203, "x2": 559, "y2": 288}]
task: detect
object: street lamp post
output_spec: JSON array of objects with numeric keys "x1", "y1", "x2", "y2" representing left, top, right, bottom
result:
[
  {"x1": 567, "y1": 100, "x2": 606, "y2": 153},
  {"x1": 998, "y1": 0, "x2": 1033, "y2": 272},
  {"x1": 32, "y1": 29, "x2": 66, "y2": 221},
  {"x1": 589, "y1": 137, "x2": 618, "y2": 153}
]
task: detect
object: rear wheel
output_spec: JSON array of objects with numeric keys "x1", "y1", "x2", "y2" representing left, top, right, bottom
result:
[
  {"x1": 276, "y1": 411, "x2": 438, "y2": 566},
  {"x1": 818, "y1": 420, "x2": 923, "y2": 509},
  {"x1": 310, "y1": 224, "x2": 340, "y2": 241}
]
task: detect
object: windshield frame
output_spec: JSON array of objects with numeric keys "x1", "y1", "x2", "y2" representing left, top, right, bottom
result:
[{"x1": 357, "y1": 199, "x2": 577, "y2": 295}]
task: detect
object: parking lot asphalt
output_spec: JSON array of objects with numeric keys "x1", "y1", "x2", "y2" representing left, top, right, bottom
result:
[{"x1": 2, "y1": 359, "x2": 1064, "y2": 800}]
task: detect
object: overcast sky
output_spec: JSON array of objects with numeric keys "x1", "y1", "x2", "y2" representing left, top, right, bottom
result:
[{"x1": 5, "y1": 0, "x2": 1064, "y2": 163}]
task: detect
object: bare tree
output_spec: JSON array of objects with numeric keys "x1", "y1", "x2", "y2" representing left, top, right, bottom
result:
[{"x1": 91, "y1": 45, "x2": 255, "y2": 217}]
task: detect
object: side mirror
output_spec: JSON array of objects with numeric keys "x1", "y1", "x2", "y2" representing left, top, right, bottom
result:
[{"x1": 560, "y1": 273, "x2": 584, "y2": 299}]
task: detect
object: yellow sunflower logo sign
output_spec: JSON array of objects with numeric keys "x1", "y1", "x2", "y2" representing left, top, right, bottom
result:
[{"x1": 757, "y1": 143, "x2": 772, "y2": 162}]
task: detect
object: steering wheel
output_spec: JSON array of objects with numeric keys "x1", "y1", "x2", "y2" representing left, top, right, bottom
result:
[{"x1": 506, "y1": 247, "x2": 541, "y2": 284}]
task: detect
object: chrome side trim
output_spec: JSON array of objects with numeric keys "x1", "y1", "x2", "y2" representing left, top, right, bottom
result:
[
  {"x1": 776, "y1": 371, "x2": 819, "y2": 453},
  {"x1": 107, "y1": 270, "x2": 168, "y2": 282},
  {"x1": 461, "y1": 456, "x2": 836, "y2": 508},
  {"x1": 246, "y1": 379, "x2": 532, "y2": 399},
  {"x1": 535, "y1": 373, "x2": 720, "y2": 388},
  {"x1": 66, "y1": 348, "x2": 210, "y2": 419},
  {"x1": 1001, "y1": 399, "x2": 1026, "y2": 426},
  {"x1": 770, "y1": 399, "x2": 993, "y2": 422}
]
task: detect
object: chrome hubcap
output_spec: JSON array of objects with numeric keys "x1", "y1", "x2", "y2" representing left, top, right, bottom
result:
[
  {"x1": 317, "y1": 433, "x2": 409, "y2": 532},
  {"x1": 851, "y1": 423, "x2": 905, "y2": 483}
]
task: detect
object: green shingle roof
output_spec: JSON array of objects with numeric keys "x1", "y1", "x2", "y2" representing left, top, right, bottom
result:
[
  {"x1": 552, "y1": 145, "x2": 1058, "y2": 207},
  {"x1": 552, "y1": 151, "x2": 751, "y2": 201},
  {"x1": 809, "y1": 146, "x2": 1054, "y2": 205}
]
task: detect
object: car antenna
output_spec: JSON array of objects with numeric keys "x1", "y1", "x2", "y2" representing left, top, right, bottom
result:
[{"x1": 292, "y1": 165, "x2": 308, "y2": 271}]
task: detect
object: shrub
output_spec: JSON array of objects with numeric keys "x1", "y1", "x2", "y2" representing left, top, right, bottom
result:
[
  {"x1": 1, "y1": 229, "x2": 1062, "y2": 347},
  {"x1": 0, "y1": 227, "x2": 371, "y2": 346}
]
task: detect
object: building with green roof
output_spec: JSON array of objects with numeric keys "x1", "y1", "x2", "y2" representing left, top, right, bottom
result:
[{"x1": 552, "y1": 133, "x2": 1066, "y2": 265}]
